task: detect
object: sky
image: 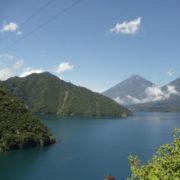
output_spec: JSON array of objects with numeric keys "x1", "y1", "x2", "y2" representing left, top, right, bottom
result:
[{"x1": 0, "y1": 0, "x2": 180, "y2": 92}]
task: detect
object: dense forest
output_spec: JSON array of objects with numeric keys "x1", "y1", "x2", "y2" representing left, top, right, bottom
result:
[
  {"x1": 2, "y1": 72, "x2": 131, "y2": 118},
  {"x1": 0, "y1": 85, "x2": 55, "y2": 152}
]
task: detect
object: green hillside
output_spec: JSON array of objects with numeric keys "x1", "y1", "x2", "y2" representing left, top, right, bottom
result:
[
  {"x1": 0, "y1": 85, "x2": 55, "y2": 152},
  {"x1": 2, "y1": 72, "x2": 131, "y2": 118}
]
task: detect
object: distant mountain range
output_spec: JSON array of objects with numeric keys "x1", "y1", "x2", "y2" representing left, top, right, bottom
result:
[
  {"x1": 103, "y1": 75, "x2": 180, "y2": 112},
  {"x1": 103, "y1": 75, "x2": 154, "y2": 105},
  {"x1": 1, "y1": 72, "x2": 131, "y2": 118}
]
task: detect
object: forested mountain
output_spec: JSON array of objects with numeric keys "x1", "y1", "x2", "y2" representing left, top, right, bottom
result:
[
  {"x1": 2, "y1": 72, "x2": 131, "y2": 118},
  {"x1": 0, "y1": 85, "x2": 55, "y2": 152}
]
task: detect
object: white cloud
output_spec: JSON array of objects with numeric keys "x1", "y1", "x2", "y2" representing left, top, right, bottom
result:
[
  {"x1": 110, "y1": 17, "x2": 142, "y2": 35},
  {"x1": 0, "y1": 54, "x2": 75, "y2": 79},
  {"x1": 166, "y1": 85, "x2": 178, "y2": 97},
  {"x1": 0, "y1": 54, "x2": 24, "y2": 80},
  {"x1": 20, "y1": 68, "x2": 44, "y2": 77},
  {"x1": 167, "y1": 68, "x2": 175, "y2": 77},
  {"x1": 114, "y1": 97, "x2": 125, "y2": 104},
  {"x1": 126, "y1": 95, "x2": 142, "y2": 104},
  {"x1": 1, "y1": 22, "x2": 18, "y2": 32},
  {"x1": 1, "y1": 22, "x2": 22, "y2": 35},
  {"x1": 0, "y1": 54, "x2": 44, "y2": 79},
  {"x1": 145, "y1": 86, "x2": 164, "y2": 101},
  {"x1": 56, "y1": 62, "x2": 74, "y2": 73},
  {"x1": 125, "y1": 85, "x2": 180, "y2": 104},
  {"x1": 0, "y1": 68, "x2": 14, "y2": 81},
  {"x1": 144, "y1": 85, "x2": 178, "y2": 102}
]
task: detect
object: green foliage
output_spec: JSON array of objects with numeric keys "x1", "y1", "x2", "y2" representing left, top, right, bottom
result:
[
  {"x1": 128, "y1": 128, "x2": 180, "y2": 179},
  {"x1": 2, "y1": 72, "x2": 131, "y2": 118},
  {"x1": 0, "y1": 85, "x2": 55, "y2": 152}
]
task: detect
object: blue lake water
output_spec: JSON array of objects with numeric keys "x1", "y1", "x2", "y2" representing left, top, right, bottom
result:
[{"x1": 0, "y1": 112, "x2": 180, "y2": 180}]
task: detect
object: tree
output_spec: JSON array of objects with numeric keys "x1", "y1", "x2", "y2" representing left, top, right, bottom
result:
[{"x1": 128, "y1": 128, "x2": 180, "y2": 179}]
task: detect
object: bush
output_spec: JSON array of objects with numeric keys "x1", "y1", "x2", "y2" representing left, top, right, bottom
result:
[{"x1": 128, "y1": 128, "x2": 180, "y2": 179}]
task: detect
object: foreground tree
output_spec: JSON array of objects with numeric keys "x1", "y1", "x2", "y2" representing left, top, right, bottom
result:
[{"x1": 128, "y1": 128, "x2": 180, "y2": 179}]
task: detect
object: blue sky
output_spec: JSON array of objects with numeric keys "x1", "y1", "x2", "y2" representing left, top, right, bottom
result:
[{"x1": 0, "y1": 0, "x2": 180, "y2": 92}]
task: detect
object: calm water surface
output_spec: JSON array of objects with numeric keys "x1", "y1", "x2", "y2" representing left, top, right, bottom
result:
[{"x1": 0, "y1": 112, "x2": 180, "y2": 180}]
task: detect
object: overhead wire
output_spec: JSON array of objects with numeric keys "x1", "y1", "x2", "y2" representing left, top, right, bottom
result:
[
  {"x1": 0, "y1": 0, "x2": 55, "y2": 43},
  {"x1": 0, "y1": 0, "x2": 83, "y2": 52}
]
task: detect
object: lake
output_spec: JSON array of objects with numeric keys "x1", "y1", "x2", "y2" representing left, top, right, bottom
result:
[{"x1": 0, "y1": 112, "x2": 180, "y2": 180}]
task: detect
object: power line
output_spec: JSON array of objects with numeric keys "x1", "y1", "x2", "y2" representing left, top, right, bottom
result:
[
  {"x1": 0, "y1": 0, "x2": 83, "y2": 52},
  {"x1": 20, "y1": 0, "x2": 55, "y2": 27},
  {"x1": 0, "y1": 0, "x2": 55, "y2": 42}
]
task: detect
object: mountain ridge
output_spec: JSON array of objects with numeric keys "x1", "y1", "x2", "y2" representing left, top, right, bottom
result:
[
  {"x1": 127, "y1": 76, "x2": 180, "y2": 112},
  {"x1": 103, "y1": 74, "x2": 180, "y2": 112},
  {"x1": 103, "y1": 75, "x2": 154, "y2": 105},
  {"x1": 1, "y1": 72, "x2": 131, "y2": 118}
]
